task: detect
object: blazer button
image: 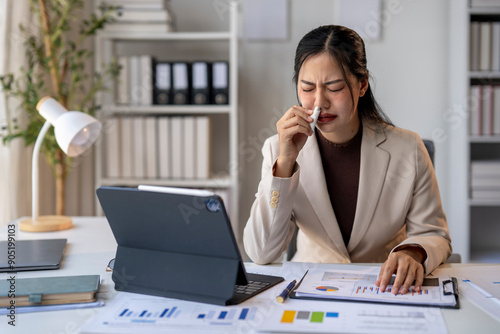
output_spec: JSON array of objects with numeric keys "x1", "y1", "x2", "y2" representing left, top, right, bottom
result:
[
  {"x1": 271, "y1": 196, "x2": 279, "y2": 203},
  {"x1": 270, "y1": 202, "x2": 277, "y2": 208},
  {"x1": 272, "y1": 190, "x2": 279, "y2": 197}
]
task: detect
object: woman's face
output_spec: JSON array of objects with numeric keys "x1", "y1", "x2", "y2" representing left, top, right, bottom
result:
[{"x1": 297, "y1": 52, "x2": 367, "y2": 143}]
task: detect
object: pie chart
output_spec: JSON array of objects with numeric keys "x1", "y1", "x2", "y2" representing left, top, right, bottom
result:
[{"x1": 316, "y1": 286, "x2": 339, "y2": 292}]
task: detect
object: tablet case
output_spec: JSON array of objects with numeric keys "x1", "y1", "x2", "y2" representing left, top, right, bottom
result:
[
  {"x1": 0, "y1": 239, "x2": 67, "y2": 272},
  {"x1": 96, "y1": 186, "x2": 281, "y2": 306}
]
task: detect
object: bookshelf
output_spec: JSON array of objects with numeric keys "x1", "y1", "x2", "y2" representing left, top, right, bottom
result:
[
  {"x1": 93, "y1": 2, "x2": 240, "y2": 232},
  {"x1": 449, "y1": 1, "x2": 500, "y2": 263}
]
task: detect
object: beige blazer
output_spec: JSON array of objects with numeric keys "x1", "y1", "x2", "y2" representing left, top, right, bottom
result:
[{"x1": 243, "y1": 121, "x2": 452, "y2": 274}]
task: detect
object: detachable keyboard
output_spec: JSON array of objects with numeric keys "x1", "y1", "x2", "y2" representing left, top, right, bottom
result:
[{"x1": 228, "y1": 273, "x2": 284, "y2": 305}]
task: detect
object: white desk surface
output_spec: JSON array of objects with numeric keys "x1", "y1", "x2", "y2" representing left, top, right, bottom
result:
[{"x1": 1, "y1": 216, "x2": 499, "y2": 334}]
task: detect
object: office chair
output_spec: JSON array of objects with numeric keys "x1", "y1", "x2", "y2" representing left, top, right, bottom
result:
[{"x1": 285, "y1": 139, "x2": 461, "y2": 263}]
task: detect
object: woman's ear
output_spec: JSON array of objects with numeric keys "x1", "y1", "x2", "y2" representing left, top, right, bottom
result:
[{"x1": 359, "y1": 77, "x2": 369, "y2": 97}]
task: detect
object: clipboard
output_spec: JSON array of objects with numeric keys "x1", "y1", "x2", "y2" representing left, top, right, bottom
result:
[{"x1": 289, "y1": 268, "x2": 460, "y2": 309}]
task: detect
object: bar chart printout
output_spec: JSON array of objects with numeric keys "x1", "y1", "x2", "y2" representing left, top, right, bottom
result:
[
  {"x1": 258, "y1": 303, "x2": 448, "y2": 334},
  {"x1": 78, "y1": 293, "x2": 259, "y2": 334},
  {"x1": 281, "y1": 310, "x2": 339, "y2": 323}
]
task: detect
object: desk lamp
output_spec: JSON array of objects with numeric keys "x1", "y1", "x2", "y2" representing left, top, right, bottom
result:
[{"x1": 19, "y1": 97, "x2": 102, "y2": 232}]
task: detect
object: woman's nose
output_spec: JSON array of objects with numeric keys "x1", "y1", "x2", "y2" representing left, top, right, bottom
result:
[{"x1": 314, "y1": 88, "x2": 328, "y2": 108}]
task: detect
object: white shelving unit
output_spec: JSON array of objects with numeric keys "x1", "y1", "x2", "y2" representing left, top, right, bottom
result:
[
  {"x1": 93, "y1": 3, "x2": 240, "y2": 232},
  {"x1": 449, "y1": 0, "x2": 500, "y2": 263}
]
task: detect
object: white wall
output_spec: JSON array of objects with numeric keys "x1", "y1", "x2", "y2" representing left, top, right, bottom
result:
[{"x1": 171, "y1": 0, "x2": 454, "y2": 251}]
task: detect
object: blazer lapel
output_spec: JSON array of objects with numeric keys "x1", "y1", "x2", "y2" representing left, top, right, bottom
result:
[
  {"x1": 347, "y1": 123, "x2": 390, "y2": 253},
  {"x1": 298, "y1": 133, "x2": 349, "y2": 258}
]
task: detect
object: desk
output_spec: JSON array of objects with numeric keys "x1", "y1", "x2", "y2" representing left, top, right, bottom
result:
[{"x1": 1, "y1": 217, "x2": 499, "y2": 333}]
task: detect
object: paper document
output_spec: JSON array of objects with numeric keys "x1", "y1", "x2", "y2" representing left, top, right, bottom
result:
[
  {"x1": 257, "y1": 298, "x2": 448, "y2": 334},
  {"x1": 78, "y1": 292, "x2": 268, "y2": 334},
  {"x1": 292, "y1": 266, "x2": 458, "y2": 308},
  {"x1": 433, "y1": 265, "x2": 500, "y2": 321}
]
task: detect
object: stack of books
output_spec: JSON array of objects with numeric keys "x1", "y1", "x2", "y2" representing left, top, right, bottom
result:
[
  {"x1": 97, "y1": 0, "x2": 176, "y2": 32},
  {"x1": 471, "y1": 160, "x2": 500, "y2": 200},
  {"x1": 104, "y1": 115, "x2": 211, "y2": 180},
  {"x1": 470, "y1": 20, "x2": 500, "y2": 72},
  {"x1": 469, "y1": 85, "x2": 500, "y2": 136}
]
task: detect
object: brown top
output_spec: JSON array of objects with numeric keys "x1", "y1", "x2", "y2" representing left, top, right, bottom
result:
[{"x1": 316, "y1": 125, "x2": 362, "y2": 246}]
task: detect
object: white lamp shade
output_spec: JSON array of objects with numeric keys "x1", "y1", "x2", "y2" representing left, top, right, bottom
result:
[{"x1": 53, "y1": 111, "x2": 101, "y2": 157}]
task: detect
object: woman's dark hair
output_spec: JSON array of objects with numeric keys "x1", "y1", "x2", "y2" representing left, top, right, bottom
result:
[{"x1": 293, "y1": 25, "x2": 393, "y2": 126}]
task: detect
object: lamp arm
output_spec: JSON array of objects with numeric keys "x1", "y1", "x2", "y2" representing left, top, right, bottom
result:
[{"x1": 32, "y1": 121, "x2": 52, "y2": 222}]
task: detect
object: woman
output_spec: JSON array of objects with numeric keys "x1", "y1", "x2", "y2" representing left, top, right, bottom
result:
[{"x1": 243, "y1": 25, "x2": 451, "y2": 295}]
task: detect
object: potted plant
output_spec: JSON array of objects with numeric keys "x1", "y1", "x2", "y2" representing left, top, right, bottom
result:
[{"x1": 0, "y1": 0, "x2": 120, "y2": 216}]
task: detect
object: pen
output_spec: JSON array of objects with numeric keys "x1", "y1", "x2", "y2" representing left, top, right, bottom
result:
[{"x1": 276, "y1": 280, "x2": 297, "y2": 303}]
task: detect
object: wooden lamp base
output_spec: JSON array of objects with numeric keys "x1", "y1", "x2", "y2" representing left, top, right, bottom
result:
[{"x1": 19, "y1": 215, "x2": 73, "y2": 232}]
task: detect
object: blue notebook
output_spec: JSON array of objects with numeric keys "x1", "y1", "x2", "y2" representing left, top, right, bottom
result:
[{"x1": 0, "y1": 275, "x2": 100, "y2": 307}]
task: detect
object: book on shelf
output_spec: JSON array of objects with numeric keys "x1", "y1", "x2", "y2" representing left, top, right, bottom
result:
[
  {"x1": 471, "y1": 160, "x2": 500, "y2": 176},
  {"x1": 471, "y1": 0, "x2": 500, "y2": 7},
  {"x1": 483, "y1": 85, "x2": 494, "y2": 136},
  {"x1": 104, "y1": 117, "x2": 121, "y2": 178},
  {"x1": 492, "y1": 22, "x2": 500, "y2": 72},
  {"x1": 183, "y1": 116, "x2": 196, "y2": 178},
  {"x1": 132, "y1": 117, "x2": 146, "y2": 178},
  {"x1": 469, "y1": 85, "x2": 500, "y2": 136},
  {"x1": 158, "y1": 117, "x2": 171, "y2": 178},
  {"x1": 470, "y1": 21, "x2": 480, "y2": 71},
  {"x1": 0, "y1": 275, "x2": 100, "y2": 307},
  {"x1": 494, "y1": 86, "x2": 500, "y2": 135},
  {"x1": 471, "y1": 177, "x2": 500, "y2": 189},
  {"x1": 170, "y1": 116, "x2": 184, "y2": 178},
  {"x1": 116, "y1": 56, "x2": 129, "y2": 105},
  {"x1": 471, "y1": 189, "x2": 500, "y2": 199},
  {"x1": 140, "y1": 55, "x2": 154, "y2": 106},
  {"x1": 144, "y1": 116, "x2": 158, "y2": 179},
  {"x1": 211, "y1": 62, "x2": 229, "y2": 105},
  {"x1": 172, "y1": 62, "x2": 191, "y2": 105},
  {"x1": 120, "y1": 117, "x2": 134, "y2": 178},
  {"x1": 191, "y1": 62, "x2": 211, "y2": 105},
  {"x1": 153, "y1": 61, "x2": 172, "y2": 105},
  {"x1": 470, "y1": 85, "x2": 482, "y2": 136},
  {"x1": 128, "y1": 55, "x2": 140, "y2": 105},
  {"x1": 196, "y1": 116, "x2": 211, "y2": 179},
  {"x1": 480, "y1": 21, "x2": 492, "y2": 72}
]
